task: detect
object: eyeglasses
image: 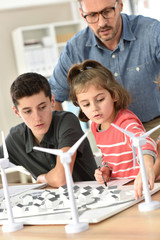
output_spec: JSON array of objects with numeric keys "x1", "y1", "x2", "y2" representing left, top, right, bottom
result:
[{"x1": 83, "y1": 0, "x2": 118, "y2": 24}]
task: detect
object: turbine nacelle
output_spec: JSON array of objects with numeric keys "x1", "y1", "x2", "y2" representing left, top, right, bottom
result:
[{"x1": 132, "y1": 136, "x2": 146, "y2": 147}]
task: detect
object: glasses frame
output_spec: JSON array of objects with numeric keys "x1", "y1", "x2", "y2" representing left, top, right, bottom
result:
[{"x1": 83, "y1": 0, "x2": 118, "y2": 24}]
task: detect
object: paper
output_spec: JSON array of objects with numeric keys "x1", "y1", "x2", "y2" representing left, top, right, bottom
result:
[
  {"x1": 75, "y1": 179, "x2": 133, "y2": 188},
  {"x1": 0, "y1": 183, "x2": 47, "y2": 199}
]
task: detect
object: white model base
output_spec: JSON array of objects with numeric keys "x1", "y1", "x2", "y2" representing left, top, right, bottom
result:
[
  {"x1": 2, "y1": 222, "x2": 23, "y2": 232},
  {"x1": 65, "y1": 222, "x2": 89, "y2": 234},
  {"x1": 138, "y1": 200, "x2": 160, "y2": 212}
]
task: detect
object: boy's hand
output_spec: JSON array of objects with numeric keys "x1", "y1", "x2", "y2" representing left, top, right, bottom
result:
[
  {"x1": 94, "y1": 166, "x2": 110, "y2": 184},
  {"x1": 36, "y1": 174, "x2": 47, "y2": 184}
]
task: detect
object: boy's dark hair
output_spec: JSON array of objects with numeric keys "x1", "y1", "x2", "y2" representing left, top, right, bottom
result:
[
  {"x1": 10, "y1": 72, "x2": 52, "y2": 108},
  {"x1": 68, "y1": 60, "x2": 131, "y2": 122}
]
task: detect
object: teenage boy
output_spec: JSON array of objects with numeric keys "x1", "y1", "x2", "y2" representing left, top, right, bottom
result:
[{"x1": 0, "y1": 72, "x2": 97, "y2": 187}]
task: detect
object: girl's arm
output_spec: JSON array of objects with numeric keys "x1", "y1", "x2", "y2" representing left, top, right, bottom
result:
[
  {"x1": 134, "y1": 154, "x2": 154, "y2": 200},
  {"x1": 154, "y1": 141, "x2": 160, "y2": 180}
]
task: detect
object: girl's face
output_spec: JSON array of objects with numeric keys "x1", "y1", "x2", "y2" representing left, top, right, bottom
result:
[{"x1": 77, "y1": 84, "x2": 117, "y2": 130}]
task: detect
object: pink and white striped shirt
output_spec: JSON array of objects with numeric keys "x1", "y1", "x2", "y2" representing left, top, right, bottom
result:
[{"x1": 91, "y1": 109, "x2": 157, "y2": 179}]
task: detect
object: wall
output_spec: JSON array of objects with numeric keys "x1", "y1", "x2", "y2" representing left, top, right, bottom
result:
[{"x1": 0, "y1": 3, "x2": 77, "y2": 143}]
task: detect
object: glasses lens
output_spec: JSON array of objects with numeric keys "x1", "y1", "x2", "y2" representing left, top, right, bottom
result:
[
  {"x1": 102, "y1": 8, "x2": 114, "y2": 19},
  {"x1": 86, "y1": 13, "x2": 98, "y2": 23}
]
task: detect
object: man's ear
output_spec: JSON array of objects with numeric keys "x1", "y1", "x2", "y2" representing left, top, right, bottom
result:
[
  {"x1": 51, "y1": 94, "x2": 55, "y2": 110},
  {"x1": 119, "y1": 0, "x2": 123, "y2": 12},
  {"x1": 12, "y1": 105, "x2": 21, "y2": 118},
  {"x1": 79, "y1": 7, "x2": 86, "y2": 20}
]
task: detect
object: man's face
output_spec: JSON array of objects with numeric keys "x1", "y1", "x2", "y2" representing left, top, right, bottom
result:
[
  {"x1": 80, "y1": 0, "x2": 123, "y2": 45},
  {"x1": 13, "y1": 91, "x2": 54, "y2": 144}
]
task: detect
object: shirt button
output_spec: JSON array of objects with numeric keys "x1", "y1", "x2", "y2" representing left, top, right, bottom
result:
[
  {"x1": 136, "y1": 67, "x2": 140, "y2": 72},
  {"x1": 112, "y1": 54, "x2": 116, "y2": 58},
  {"x1": 114, "y1": 72, "x2": 118, "y2": 77}
]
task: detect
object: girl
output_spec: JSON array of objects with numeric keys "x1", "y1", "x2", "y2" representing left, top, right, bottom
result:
[{"x1": 67, "y1": 59, "x2": 158, "y2": 199}]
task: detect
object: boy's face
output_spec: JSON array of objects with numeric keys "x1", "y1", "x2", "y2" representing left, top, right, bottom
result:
[{"x1": 13, "y1": 91, "x2": 55, "y2": 144}]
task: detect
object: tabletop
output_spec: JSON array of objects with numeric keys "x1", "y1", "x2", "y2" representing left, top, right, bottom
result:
[{"x1": 0, "y1": 182, "x2": 160, "y2": 240}]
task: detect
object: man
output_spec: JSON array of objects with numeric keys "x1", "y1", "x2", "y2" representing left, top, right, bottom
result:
[
  {"x1": 0, "y1": 73, "x2": 97, "y2": 187},
  {"x1": 49, "y1": 0, "x2": 160, "y2": 140}
]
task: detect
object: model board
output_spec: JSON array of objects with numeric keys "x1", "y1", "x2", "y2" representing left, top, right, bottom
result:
[{"x1": 0, "y1": 181, "x2": 159, "y2": 225}]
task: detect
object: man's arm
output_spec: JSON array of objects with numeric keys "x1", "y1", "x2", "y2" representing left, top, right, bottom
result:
[{"x1": 36, "y1": 147, "x2": 76, "y2": 188}]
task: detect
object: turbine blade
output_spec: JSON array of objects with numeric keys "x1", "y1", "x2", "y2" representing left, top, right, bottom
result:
[
  {"x1": 143, "y1": 125, "x2": 160, "y2": 138},
  {"x1": 111, "y1": 123, "x2": 135, "y2": 138},
  {"x1": 33, "y1": 146, "x2": 62, "y2": 156},
  {"x1": 8, "y1": 162, "x2": 16, "y2": 168},
  {"x1": 68, "y1": 131, "x2": 88, "y2": 156},
  {"x1": 8, "y1": 162, "x2": 31, "y2": 175},
  {"x1": 1, "y1": 131, "x2": 9, "y2": 159}
]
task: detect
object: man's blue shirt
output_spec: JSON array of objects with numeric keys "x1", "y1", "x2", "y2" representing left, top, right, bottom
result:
[{"x1": 49, "y1": 13, "x2": 160, "y2": 122}]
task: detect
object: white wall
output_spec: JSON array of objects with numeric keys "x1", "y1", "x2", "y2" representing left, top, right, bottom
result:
[
  {"x1": 0, "y1": 2, "x2": 75, "y2": 143},
  {"x1": 137, "y1": 0, "x2": 160, "y2": 20}
]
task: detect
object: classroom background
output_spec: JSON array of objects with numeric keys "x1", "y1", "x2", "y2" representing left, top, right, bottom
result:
[{"x1": 0, "y1": 0, "x2": 159, "y2": 183}]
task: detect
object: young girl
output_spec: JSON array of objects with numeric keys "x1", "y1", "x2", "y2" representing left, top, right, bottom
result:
[{"x1": 67, "y1": 59, "x2": 158, "y2": 199}]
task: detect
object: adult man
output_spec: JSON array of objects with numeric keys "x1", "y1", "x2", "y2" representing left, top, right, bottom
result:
[
  {"x1": 49, "y1": 0, "x2": 160, "y2": 139},
  {"x1": 0, "y1": 73, "x2": 97, "y2": 187}
]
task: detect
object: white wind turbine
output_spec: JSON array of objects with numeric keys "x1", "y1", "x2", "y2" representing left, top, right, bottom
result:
[
  {"x1": 111, "y1": 123, "x2": 160, "y2": 212},
  {"x1": 0, "y1": 131, "x2": 24, "y2": 232},
  {"x1": 33, "y1": 132, "x2": 89, "y2": 233}
]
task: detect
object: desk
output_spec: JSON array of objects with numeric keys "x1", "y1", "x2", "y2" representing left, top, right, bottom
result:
[{"x1": 0, "y1": 187, "x2": 160, "y2": 240}]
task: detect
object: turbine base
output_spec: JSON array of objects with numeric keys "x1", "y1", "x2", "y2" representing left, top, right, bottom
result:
[
  {"x1": 2, "y1": 222, "x2": 23, "y2": 232},
  {"x1": 138, "y1": 200, "x2": 160, "y2": 212},
  {"x1": 65, "y1": 222, "x2": 89, "y2": 233}
]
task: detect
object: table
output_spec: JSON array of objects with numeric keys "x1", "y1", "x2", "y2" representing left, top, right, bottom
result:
[{"x1": 0, "y1": 185, "x2": 160, "y2": 240}]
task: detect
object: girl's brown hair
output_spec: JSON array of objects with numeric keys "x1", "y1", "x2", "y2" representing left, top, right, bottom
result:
[{"x1": 67, "y1": 60, "x2": 131, "y2": 122}]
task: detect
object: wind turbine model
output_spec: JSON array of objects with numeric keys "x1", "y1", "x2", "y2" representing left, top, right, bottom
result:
[
  {"x1": 0, "y1": 131, "x2": 24, "y2": 232},
  {"x1": 33, "y1": 132, "x2": 89, "y2": 233},
  {"x1": 111, "y1": 123, "x2": 160, "y2": 212}
]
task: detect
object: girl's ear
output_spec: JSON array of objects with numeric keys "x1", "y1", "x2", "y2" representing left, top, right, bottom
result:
[
  {"x1": 12, "y1": 105, "x2": 21, "y2": 118},
  {"x1": 112, "y1": 91, "x2": 118, "y2": 103}
]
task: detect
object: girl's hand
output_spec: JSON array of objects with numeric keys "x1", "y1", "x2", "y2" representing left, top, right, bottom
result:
[
  {"x1": 134, "y1": 166, "x2": 155, "y2": 200},
  {"x1": 94, "y1": 166, "x2": 110, "y2": 184}
]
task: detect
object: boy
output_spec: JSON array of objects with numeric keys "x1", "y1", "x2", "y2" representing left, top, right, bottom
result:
[{"x1": 0, "y1": 72, "x2": 97, "y2": 187}]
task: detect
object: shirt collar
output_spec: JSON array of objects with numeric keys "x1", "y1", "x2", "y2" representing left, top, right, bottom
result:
[{"x1": 121, "y1": 13, "x2": 136, "y2": 41}]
